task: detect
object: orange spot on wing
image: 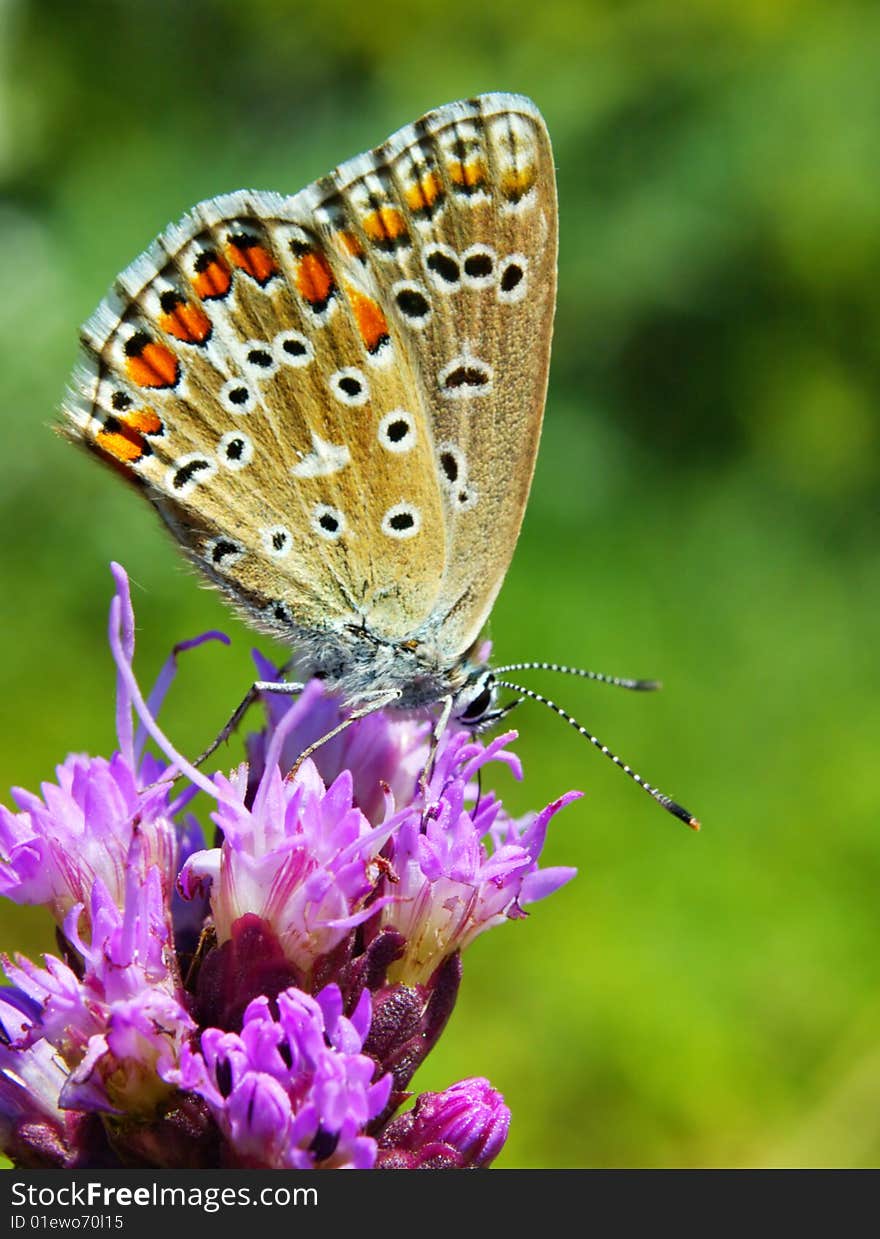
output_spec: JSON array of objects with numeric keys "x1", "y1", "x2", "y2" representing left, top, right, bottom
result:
[
  {"x1": 500, "y1": 166, "x2": 537, "y2": 201},
  {"x1": 126, "y1": 408, "x2": 163, "y2": 436},
  {"x1": 449, "y1": 159, "x2": 487, "y2": 190},
  {"x1": 337, "y1": 230, "x2": 364, "y2": 259},
  {"x1": 404, "y1": 171, "x2": 444, "y2": 214},
  {"x1": 361, "y1": 206, "x2": 409, "y2": 247},
  {"x1": 94, "y1": 403, "x2": 164, "y2": 469},
  {"x1": 347, "y1": 286, "x2": 390, "y2": 354},
  {"x1": 96, "y1": 427, "x2": 144, "y2": 464},
  {"x1": 125, "y1": 340, "x2": 179, "y2": 389},
  {"x1": 296, "y1": 250, "x2": 336, "y2": 309},
  {"x1": 193, "y1": 254, "x2": 231, "y2": 300},
  {"x1": 226, "y1": 237, "x2": 278, "y2": 285},
  {"x1": 160, "y1": 301, "x2": 212, "y2": 344}
]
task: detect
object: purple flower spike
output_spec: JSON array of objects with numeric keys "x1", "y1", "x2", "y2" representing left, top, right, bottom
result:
[
  {"x1": 173, "y1": 983, "x2": 392, "y2": 1169},
  {"x1": 377, "y1": 1077, "x2": 511, "y2": 1168}
]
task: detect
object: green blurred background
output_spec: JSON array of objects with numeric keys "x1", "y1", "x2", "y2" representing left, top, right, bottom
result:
[{"x1": 2, "y1": 0, "x2": 879, "y2": 1168}]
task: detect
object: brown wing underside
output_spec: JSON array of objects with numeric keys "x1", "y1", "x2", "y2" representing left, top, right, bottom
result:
[{"x1": 62, "y1": 93, "x2": 557, "y2": 660}]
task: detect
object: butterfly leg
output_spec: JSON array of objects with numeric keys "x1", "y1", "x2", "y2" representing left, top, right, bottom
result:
[
  {"x1": 194, "y1": 679, "x2": 305, "y2": 768},
  {"x1": 417, "y1": 695, "x2": 454, "y2": 804},
  {"x1": 285, "y1": 690, "x2": 403, "y2": 779}
]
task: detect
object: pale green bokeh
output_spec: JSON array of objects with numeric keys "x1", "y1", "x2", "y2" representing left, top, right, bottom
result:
[{"x1": 1, "y1": 0, "x2": 878, "y2": 1168}]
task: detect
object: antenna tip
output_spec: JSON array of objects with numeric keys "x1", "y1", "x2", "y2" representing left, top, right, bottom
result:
[
  {"x1": 635, "y1": 679, "x2": 663, "y2": 691},
  {"x1": 664, "y1": 798, "x2": 701, "y2": 830}
]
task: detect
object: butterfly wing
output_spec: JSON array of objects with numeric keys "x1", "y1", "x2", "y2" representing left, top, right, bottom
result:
[
  {"x1": 62, "y1": 203, "x2": 449, "y2": 644},
  {"x1": 308, "y1": 92, "x2": 557, "y2": 659},
  {"x1": 62, "y1": 93, "x2": 555, "y2": 670}
]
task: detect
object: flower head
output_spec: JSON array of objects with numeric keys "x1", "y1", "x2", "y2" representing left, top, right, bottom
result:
[
  {"x1": 377, "y1": 1077, "x2": 510, "y2": 1168},
  {"x1": 0, "y1": 564, "x2": 580, "y2": 1170},
  {"x1": 174, "y1": 984, "x2": 391, "y2": 1169}
]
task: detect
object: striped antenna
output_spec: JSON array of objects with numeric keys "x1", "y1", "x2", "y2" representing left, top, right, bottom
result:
[
  {"x1": 494, "y1": 677, "x2": 700, "y2": 830},
  {"x1": 493, "y1": 661, "x2": 660, "y2": 691}
]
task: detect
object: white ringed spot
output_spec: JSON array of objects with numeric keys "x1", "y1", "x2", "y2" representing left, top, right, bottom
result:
[
  {"x1": 497, "y1": 253, "x2": 529, "y2": 304},
  {"x1": 205, "y1": 536, "x2": 244, "y2": 571},
  {"x1": 329, "y1": 367, "x2": 369, "y2": 407},
  {"x1": 217, "y1": 430, "x2": 254, "y2": 471},
  {"x1": 241, "y1": 338, "x2": 279, "y2": 378},
  {"x1": 167, "y1": 453, "x2": 216, "y2": 498},
  {"x1": 437, "y1": 441, "x2": 467, "y2": 490},
  {"x1": 381, "y1": 503, "x2": 422, "y2": 540},
  {"x1": 438, "y1": 349, "x2": 493, "y2": 400},
  {"x1": 219, "y1": 377, "x2": 256, "y2": 415},
  {"x1": 423, "y1": 243, "x2": 461, "y2": 292},
  {"x1": 392, "y1": 279, "x2": 432, "y2": 328},
  {"x1": 261, "y1": 525, "x2": 293, "y2": 558},
  {"x1": 274, "y1": 330, "x2": 314, "y2": 367},
  {"x1": 460, "y1": 245, "x2": 497, "y2": 289},
  {"x1": 378, "y1": 409, "x2": 417, "y2": 454},
  {"x1": 311, "y1": 503, "x2": 346, "y2": 541}
]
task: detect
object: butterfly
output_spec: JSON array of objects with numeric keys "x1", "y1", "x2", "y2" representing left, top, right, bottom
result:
[{"x1": 61, "y1": 92, "x2": 698, "y2": 828}]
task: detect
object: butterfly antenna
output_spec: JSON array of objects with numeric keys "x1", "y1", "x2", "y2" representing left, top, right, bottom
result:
[
  {"x1": 494, "y1": 678, "x2": 700, "y2": 831},
  {"x1": 493, "y1": 662, "x2": 660, "y2": 691}
]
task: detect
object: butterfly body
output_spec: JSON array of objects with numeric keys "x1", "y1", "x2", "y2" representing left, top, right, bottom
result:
[{"x1": 63, "y1": 93, "x2": 556, "y2": 720}]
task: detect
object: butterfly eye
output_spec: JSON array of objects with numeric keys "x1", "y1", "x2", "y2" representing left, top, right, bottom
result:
[
  {"x1": 378, "y1": 409, "x2": 416, "y2": 453},
  {"x1": 219, "y1": 379, "x2": 256, "y2": 414},
  {"x1": 274, "y1": 330, "x2": 314, "y2": 367},
  {"x1": 217, "y1": 431, "x2": 254, "y2": 471},
  {"x1": 459, "y1": 683, "x2": 495, "y2": 722}
]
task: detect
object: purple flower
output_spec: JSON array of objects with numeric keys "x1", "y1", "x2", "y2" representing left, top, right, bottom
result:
[
  {"x1": 3, "y1": 828, "x2": 194, "y2": 1116},
  {"x1": 179, "y1": 759, "x2": 396, "y2": 988},
  {"x1": 0, "y1": 565, "x2": 224, "y2": 929},
  {"x1": 173, "y1": 984, "x2": 391, "y2": 1169},
  {"x1": 247, "y1": 663, "x2": 430, "y2": 825},
  {"x1": 372, "y1": 730, "x2": 579, "y2": 985},
  {"x1": 377, "y1": 1077, "x2": 510, "y2": 1168},
  {"x1": 0, "y1": 989, "x2": 111, "y2": 1168},
  {"x1": 0, "y1": 563, "x2": 581, "y2": 1169}
]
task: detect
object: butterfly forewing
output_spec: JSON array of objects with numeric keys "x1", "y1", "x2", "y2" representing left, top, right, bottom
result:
[
  {"x1": 63, "y1": 93, "x2": 556, "y2": 685},
  {"x1": 310, "y1": 94, "x2": 557, "y2": 658}
]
